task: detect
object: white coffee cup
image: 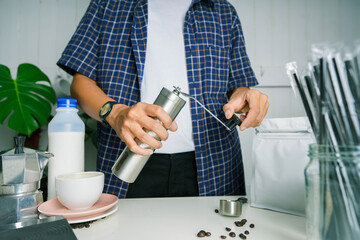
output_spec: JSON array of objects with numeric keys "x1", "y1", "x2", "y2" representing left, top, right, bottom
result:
[{"x1": 55, "y1": 171, "x2": 104, "y2": 211}]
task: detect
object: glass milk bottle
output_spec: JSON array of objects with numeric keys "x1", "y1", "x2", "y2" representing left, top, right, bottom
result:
[{"x1": 48, "y1": 98, "x2": 85, "y2": 200}]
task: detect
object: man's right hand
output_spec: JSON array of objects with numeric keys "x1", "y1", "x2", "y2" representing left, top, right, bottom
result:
[
  {"x1": 107, "y1": 102, "x2": 178, "y2": 156},
  {"x1": 70, "y1": 73, "x2": 177, "y2": 156}
]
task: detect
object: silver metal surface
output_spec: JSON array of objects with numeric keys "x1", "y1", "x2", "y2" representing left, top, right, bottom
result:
[
  {"x1": 112, "y1": 87, "x2": 186, "y2": 183},
  {"x1": 0, "y1": 148, "x2": 52, "y2": 185},
  {"x1": 219, "y1": 199, "x2": 242, "y2": 217},
  {"x1": 0, "y1": 138, "x2": 52, "y2": 225},
  {"x1": 0, "y1": 216, "x2": 64, "y2": 231},
  {"x1": 0, "y1": 190, "x2": 43, "y2": 225},
  {"x1": 0, "y1": 181, "x2": 40, "y2": 195}
]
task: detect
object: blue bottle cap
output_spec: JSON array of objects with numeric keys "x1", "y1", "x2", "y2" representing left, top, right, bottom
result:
[{"x1": 57, "y1": 98, "x2": 77, "y2": 108}]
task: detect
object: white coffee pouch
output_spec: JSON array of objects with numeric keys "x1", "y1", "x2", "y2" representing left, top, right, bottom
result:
[{"x1": 250, "y1": 117, "x2": 315, "y2": 216}]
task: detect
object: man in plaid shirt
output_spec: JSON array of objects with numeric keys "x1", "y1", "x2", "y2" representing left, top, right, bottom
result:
[{"x1": 57, "y1": 0, "x2": 269, "y2": 198}]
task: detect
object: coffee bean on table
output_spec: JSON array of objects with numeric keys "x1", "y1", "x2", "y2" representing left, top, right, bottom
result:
[
  {"x1": 239, "y1": 233, "x2": 247, "y2": 239},
  {"x1": 235, "y1": 221, "x2": 245, "y2": 227},
  {"x1": 197, "y1": 230, "x2": 206, "y2": 237},
  {"x1": 205, "y1": 232, "x2": 211, "y2": 237},
  {"x1": 215, "y1": 209, "x2": 219, "y2": 213},
  {"x1": 234, "y1": 221, "x2": 242, "y2": 227},
  {"x1": 220, "y1": 236, "x2": 227, "y2": 239},
  {"x1": 244, "y1": 230, "x2": 249, "y2": 235},
  {"x1": 225, "y1": 227, "x2": 231, "y2": 232},
  {"x1": 229, "y1": 232, "x2": 236, "y2": 238},
  {"x1": 249, "y1": 224, "x2": 255, "y2": 228},
  {"x1": 71, "y1": 220, "x2": 97, "y2": 229}
]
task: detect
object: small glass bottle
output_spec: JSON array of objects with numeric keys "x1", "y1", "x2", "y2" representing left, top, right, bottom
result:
[{"x1": 47, "y1": 98, "x2": 85, "y2": 200}]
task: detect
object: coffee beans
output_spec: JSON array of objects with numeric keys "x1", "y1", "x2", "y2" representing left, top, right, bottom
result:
[
  {"x1": 197, "y1": 209, "x2": 257, "y2": 238},
  {"x1": 234, "y1": 218, "x2": 247, "y2": 227},
  {"x1": 234, "y1": 221, "x2": 245, "y2": 227},
  {"x1": 70, "y1": 220, "x2": 96, "y2": 229},
  {"x1": 197, "y1": 220, "x2": 255, "y2": 238},
  {"x1": 197, "y1": 230, "x2": 211, "y2": 238},
  {"x1": 197, "y1": 230, "x2": 206, "y2": 237},
  {"x1": 239, "y1": 233, "x2": 247, "y2": 239}
]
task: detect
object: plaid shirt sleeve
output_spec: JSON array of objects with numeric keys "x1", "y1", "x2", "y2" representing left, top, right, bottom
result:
[
  {"x1": 228, "y1": 5, "x2": 258, "y2": 93},
  {"x1": 57, "y1": 0, "x2": 103, "y2": 81}
]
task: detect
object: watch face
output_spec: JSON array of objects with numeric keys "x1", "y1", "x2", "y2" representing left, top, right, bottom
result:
[{"x1": 100, "y1": 103, "x2": 111, "y2": 116}]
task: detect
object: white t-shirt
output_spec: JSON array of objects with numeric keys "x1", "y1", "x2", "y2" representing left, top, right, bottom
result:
[{"x1": 141, "y1": 0, "x2": 194, "y2": 153}]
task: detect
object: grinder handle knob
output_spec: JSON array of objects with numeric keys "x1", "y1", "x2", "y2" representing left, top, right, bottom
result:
[{"x1": 226, "y1": 114, "x2": 242, "y2": 131}]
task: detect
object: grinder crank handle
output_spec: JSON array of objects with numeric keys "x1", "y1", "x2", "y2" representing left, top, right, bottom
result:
[
  {"x1": 226, "y1": 114, "x2": 242, "y2": 131},
  {"x1": 178, "y1": 89, "x2": 242, "y2": 131}
]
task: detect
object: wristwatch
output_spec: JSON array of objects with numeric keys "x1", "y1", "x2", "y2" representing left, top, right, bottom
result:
[{"x1": 99, "y1": 101, "x2": 118, "y2": 126}]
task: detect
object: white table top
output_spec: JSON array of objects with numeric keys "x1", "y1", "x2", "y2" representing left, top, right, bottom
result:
[{"x1": 73, "y1": 196, "x2": 306, "y2": 240}]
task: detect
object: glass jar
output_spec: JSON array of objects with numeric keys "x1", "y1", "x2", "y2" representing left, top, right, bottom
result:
[{"x1": 305, "y1": 144, "x2": 360, "y2": 240}]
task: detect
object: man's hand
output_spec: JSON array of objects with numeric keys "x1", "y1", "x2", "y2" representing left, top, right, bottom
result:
[
  {"x1": 107, "y1": 103, "x2": 178, "y2": 156},
  {"x1": 223, "y1": 87, "x2": 269, "y2": 131}
]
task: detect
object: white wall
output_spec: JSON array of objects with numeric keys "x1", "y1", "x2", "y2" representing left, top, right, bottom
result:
[
  {"x1": 230, "y1": 0, "x2": 360, "y2": 193},
  {"x1": 0, "y1": 0, "x2": 359, "y2": 179},
  {"x1": 0, "y1": 0, "x2": 95, "y2": 168}
]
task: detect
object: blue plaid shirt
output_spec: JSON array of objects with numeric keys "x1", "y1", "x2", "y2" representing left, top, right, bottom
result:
[{"x1": 57, "y1": 0, "x2": 258, "y2": 198}]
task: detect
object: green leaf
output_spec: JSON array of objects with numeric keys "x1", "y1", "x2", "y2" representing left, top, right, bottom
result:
[{"x1": 0, "y1": 63, "x2": 56, "y2": 136}]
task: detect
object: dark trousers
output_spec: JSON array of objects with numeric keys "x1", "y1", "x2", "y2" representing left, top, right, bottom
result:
[{"x1": 126, "y1": 151, "x2": 199, "y2": 198}]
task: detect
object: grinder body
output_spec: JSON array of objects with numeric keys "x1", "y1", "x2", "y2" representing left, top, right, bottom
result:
[{"x1": 111, "y1": 87, "x2": 186, "y2": 183}]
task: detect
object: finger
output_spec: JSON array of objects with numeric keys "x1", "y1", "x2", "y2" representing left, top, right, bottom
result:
[
  {"x1": 140, "y1": 117, "x2": 169, "y2": 141},
  {"x1": 129, "y1": 140, "x2": 154, "y2": 156},
  {"x1": 239, "y1": 96, "x2": 260, "y2": 131},
  {"x1": 132, "y1": 124, "x2": 163, "y2": 149},
  {"x1": 168, "y1": 120, "x2": 178, "y2": 132},
  {"x1": 122, "y1": 130, "x2": 154, "y2": 156},
  {"x1": 223, "y1": 103, "x2": 234, "y2": 119},
  {"x1": 118, "y1": 127, "x2": 134, "y2": 144},
  {"x1": 255, "y1": 96, "x2": 270, "y2": 125},
  {"x1": 145, "y1": 104, "x2": 173, "y2": 129},
  {"x1": 223, "y1": 99, "x2": 248, "y2": 118},
  {"x1": 239, "y1": 114, "x2": 246, "y2": 122},
  {"x1": 257, "y1": 101, "x2": 269, "y2": 124},
  {"x1": 240, "y1": 110, "x2": 259, "y2": 131},
  {"x1": 239, "y1": 104, "x2": 250, "y2": 114}
]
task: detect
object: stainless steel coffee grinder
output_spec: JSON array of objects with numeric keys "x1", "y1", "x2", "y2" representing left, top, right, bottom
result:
[
  {"x1": 112, "y1": 86, "x2": 242, "y2": 183},
  {"x1": 0, "y1": 136, "x2": 53, "y2": 225},
  {"x1": 112, "y1": 87, "x2": 186, "y2": 183}
]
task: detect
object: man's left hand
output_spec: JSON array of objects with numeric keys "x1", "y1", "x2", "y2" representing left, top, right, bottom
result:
[{"x1": 223, "y1": 87, "x2": 269, "y2": 131}]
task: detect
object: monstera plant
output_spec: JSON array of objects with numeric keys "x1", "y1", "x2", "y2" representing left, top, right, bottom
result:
[{"x1": 0, "y1": 63, "x2": 56, "y2": 137}]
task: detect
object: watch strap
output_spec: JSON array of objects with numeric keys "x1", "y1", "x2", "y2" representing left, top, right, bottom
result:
[{"x1": 99, "y1": 101, "x2": 118, "y2": 126}]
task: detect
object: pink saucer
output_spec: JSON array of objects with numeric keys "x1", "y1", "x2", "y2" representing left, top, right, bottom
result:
[{"x1": 38, "y1": 193, "x2": 118, "y2": 218}]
